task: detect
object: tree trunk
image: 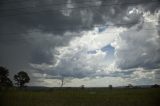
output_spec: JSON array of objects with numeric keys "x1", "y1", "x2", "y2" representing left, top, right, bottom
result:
[{"x1": 60, "y1": 78, "x2": 64, "y2": 87}]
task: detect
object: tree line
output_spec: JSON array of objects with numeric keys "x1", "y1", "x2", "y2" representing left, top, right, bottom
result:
[{"x1": 0, "y1": 66, "x2": 30, "y2": 88}]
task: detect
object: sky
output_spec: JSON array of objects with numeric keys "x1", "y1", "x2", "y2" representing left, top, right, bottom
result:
[{"x1": 0, "y1": 0, "x2": 160, "y2": 87}]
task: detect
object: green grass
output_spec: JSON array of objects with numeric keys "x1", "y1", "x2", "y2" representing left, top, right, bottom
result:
[{"x1": 0, "y1": 88, "x2": 160, "y2": 106}]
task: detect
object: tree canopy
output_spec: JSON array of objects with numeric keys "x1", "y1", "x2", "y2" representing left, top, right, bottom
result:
[
  {"x1": 14, "y1": 71, "x2": 30, "y2": 87},
  {"x1": 0, "y1": 66, "x2": 13, "y2": 87}
]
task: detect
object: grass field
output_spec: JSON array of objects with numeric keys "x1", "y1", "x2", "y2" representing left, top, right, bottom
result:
[{"x1": 0, "y1": 88, "x2": 160, "y2": 106}]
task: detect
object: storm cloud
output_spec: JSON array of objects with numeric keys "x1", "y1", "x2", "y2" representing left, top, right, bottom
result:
[{"x1": 0, "y1": 0, "x2": 160, "y2": 86}]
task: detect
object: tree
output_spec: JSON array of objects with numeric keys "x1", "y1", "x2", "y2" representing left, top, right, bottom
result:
[
  {"x1": 80, "y1": 85, "x2": 85, "y2": 89},
  {"x1": 2, "y1": 77, "x2": 13, "y2": 87},
  {"x1": 60, "y1": 77, "x2": 65, "y2": 87},
  {"x1": 108, "y1": 85, "x2": 113, "y2": 89},
  {"x1": 151, "y1": 84, "x2": 160, "y2": 88},
  {"x1": 126, "y1": 84, "x2": 133, "y2": 88},
  {"x1": 14, "y1": 71, "x2": 30, "y2": 87},
  {"x1": 0, "y1": 66, "x2": 13, "y2": 87},
  {"x1": 59, "y1": 77, "x2": 71, "y2": 87}
]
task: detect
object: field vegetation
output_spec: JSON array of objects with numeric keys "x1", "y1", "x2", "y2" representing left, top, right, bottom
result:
[{"x1": 0, "y1": 87, "x2": 160, "y2": 106}]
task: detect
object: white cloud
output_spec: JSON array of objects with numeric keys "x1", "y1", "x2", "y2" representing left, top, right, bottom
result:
[
  {"x1": 131, "y1": 68, "x2": 154, "y2": 80},
  {"x1": 31, "y1": 26, "x2": 125, "y2": 79},
  {"x1": 112, "y1": 11, "x2": 160, "y2": 70},
  {"x1": 30, "y1": 10, "x2": 160, "y2": 86},
  {"x1": 66, "y1": 77, "x2": 129, "y2": 87}
]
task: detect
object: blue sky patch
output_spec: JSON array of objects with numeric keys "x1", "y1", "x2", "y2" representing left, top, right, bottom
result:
[{"x1": 101, "y1": 44, "x2": 115, "y2": 55}]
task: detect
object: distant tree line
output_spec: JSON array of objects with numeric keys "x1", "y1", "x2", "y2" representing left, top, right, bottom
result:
[
  {"x1": 0, "y1": 66, "x2": 30, "y2": 88},
  {"x1": 1, "y1": 66, "x2": 160, "y2": 89}
]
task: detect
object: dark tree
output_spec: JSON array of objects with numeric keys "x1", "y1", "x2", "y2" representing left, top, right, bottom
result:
[
  {"x1": 14, "y1": 71, "x2": 30, "y2": 87},
  {"x1": 0, "y1": 66, "x2": 13, "y2": 87},
  {"x1": 0, "y1": 66, "x2": 9, "y2": 77},
  {"x1": 59, "y1": 77, "x2": 71, "y2": 87},
  {"x1": 60, "y1": 77, "x2": 65, "y2": 87},
  {"x1": 108, "y1": 85, "x2": 113, "y2": 89},
  {"x1": 80, "y1": 85, "x2": 85, "y2": 89},
  {"x1": 126, "y1": 84, "x2": 134, "y2": 88},
  {"x1": 151, "y1": 84, "x2": 160, "y2": 88}
]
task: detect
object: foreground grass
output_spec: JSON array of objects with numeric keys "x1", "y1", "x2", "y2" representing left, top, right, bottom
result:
[{"x1": 0, "y1": 88, "x2": 160, "y2": 106}]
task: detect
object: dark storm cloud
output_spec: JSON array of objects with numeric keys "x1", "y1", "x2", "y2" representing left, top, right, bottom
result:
[
  {"x1": 31, "y1": 49, "x2": 53, "y2": 64},
  {"x1": 0, "y1": 0, "x2": 159, "y2": 81},
  {"x1": 0, "y1": 0, "x2": 159, "y2": 44},
  {"x1": 0, "y1": 0, "x2": 159, "y2": 36}
]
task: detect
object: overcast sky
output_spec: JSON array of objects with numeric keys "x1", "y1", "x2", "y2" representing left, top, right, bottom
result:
[{"x1": 0, "y1": 0, "x2": 160, "y2": 87}]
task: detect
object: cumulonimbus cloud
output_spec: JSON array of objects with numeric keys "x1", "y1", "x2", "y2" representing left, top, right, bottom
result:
[{"x1": 0, "y1": 0, "x2": 160, "y2": 86}]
